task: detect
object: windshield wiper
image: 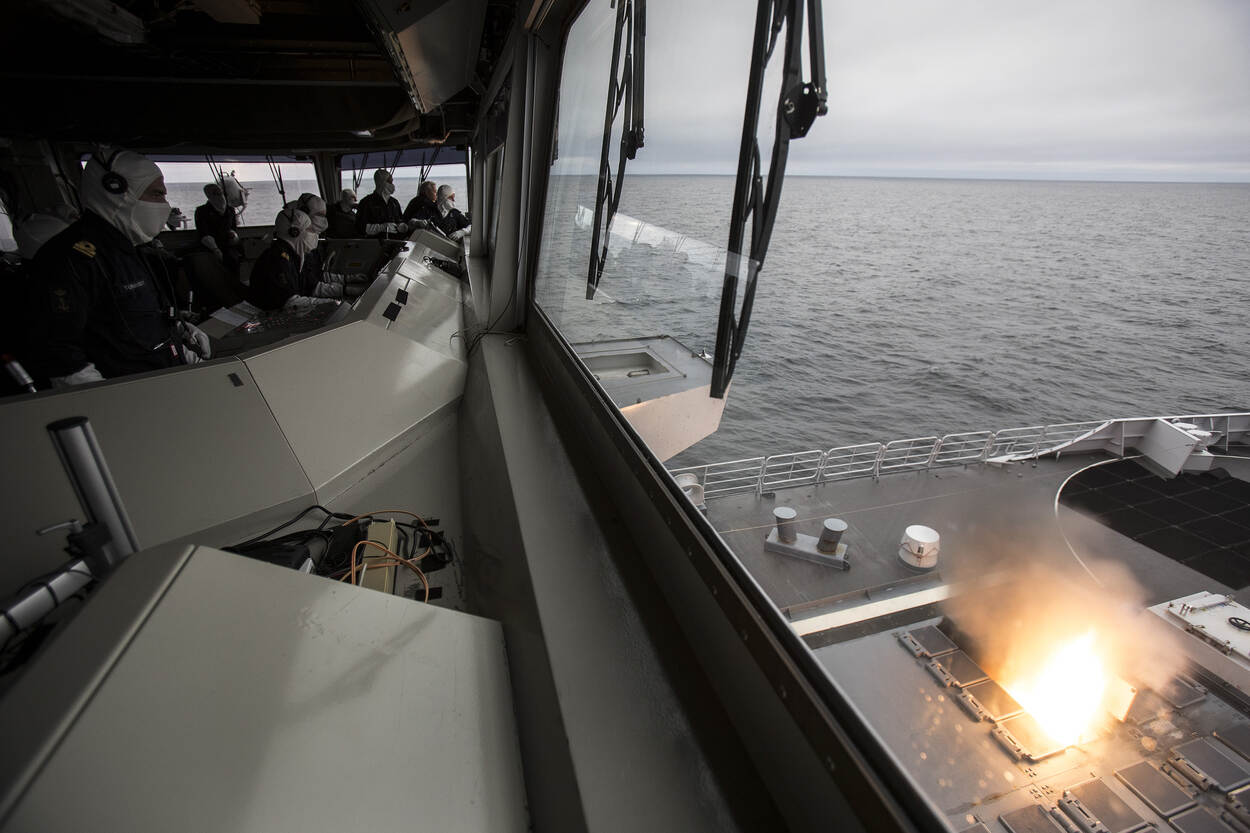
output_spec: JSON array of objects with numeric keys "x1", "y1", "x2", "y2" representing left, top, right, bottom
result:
[
  {"x1": 586, "y1": 0, "x2": 646, "y2": 300},
  {"x1": 710, "y1": 0, "x2": 827, "y2": 397}
]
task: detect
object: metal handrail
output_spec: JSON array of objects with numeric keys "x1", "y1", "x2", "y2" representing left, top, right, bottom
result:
[{"x1": 668, "y1": 412, "x2": 1250, "y2": 499}]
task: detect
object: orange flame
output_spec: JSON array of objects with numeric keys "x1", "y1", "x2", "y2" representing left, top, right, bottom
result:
[{"x1": 1001, "y1": 630, "x2": 1109, "y2": 747}]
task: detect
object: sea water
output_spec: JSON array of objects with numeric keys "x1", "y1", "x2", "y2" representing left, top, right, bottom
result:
[{"x1": 534, "y1": 176, "x2": 1250, "y2": 465}]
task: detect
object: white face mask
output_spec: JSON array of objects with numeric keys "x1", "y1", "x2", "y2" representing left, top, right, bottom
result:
[
  {"x1": 122, "y1": 200, "x2": 172, "y2": 245},
  {"x1": 437, "y1": 197, "x2": 452, "y2": 215},
  {"x1": 310, "y1": 214, "x2": 328, "y2": 235},
  {"x1": 302, "y1": 229, "x2": 320, "y2": 251},
  {"x1": 208, "y1": 195, "x2": 227, "y2": 212}
]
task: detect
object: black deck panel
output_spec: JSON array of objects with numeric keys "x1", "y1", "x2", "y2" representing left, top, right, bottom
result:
[
  {"x1": 1103, "y1": 480, "x2": 1164, "y2": 506},
  {"x1": 1000, "y1": 804, "x2": 1066, "y2": 833},
  {"x1": 1142, "y1": 498, "x2": 1205, "y2": 525},
  {"x1": 1184, "y1": 516, "x2": 1250, "y2": 548},
  {"x1": 1145, "y1": 476, "x2": 1209, "y2": 498},
  {"x1": 1170, "y1": 737, "x2": 1250, "y2": 792},
  {"x1": 1062, "y1": 778, "x2": 1148, "y2": 833},
  {"x1": 1182, "y1": 489, "x2": 1249, "y2": 515},
  {"x1": 1115, "y1": 761, "x2": 1196, "y2": 817},
  {"x1": 1158, "y1": 677, "x2": 1207, "y2": 709},
  {"x1": 932, "y1": 650, "x2": 989, "y2": 687},
  {"x1": 1215, "y1": 725, "x2": 1250, "y2": 763},
  {"x1": 1169, "y1": 807, "x2": 1236, "y2": 833},
  {"x1": 1183, "y1": 552, "x2": 1250, "y2": 590},
  {"x1": 1223, "y1": 506, "x2": 1250, "y2": 528},
  {"x1": 964, "y1": 679, "x2": 1023, "y2": 721},
  {"x1": 1053, "y1": 461, "x2": 1250, "y2": 589},
  {"x1": 1136, "y1": 527, "x2": 1221, "y2": 561},
  {"x1": 1102, "y1": 506, "x2": 1170, "y2": 537},
  {"x1": 906, "y1": 624, "x2": 957, "y2": 657}
]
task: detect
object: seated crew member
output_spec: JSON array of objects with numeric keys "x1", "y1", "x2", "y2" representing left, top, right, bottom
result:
[
  {"x1": 289, "y1": 194, "x2": 363, "y2": 299},
  {"x1": 355, "y1": 169, "x2": 410, "y2": 239},
  {"x1": 194, "y1": 182, "x2": 241, "y2": 273},
  {"x1": 402, "y1": 180, "x2": 438, "y2": 227},
  {"x1": 29, "y1": 149, "x2": 210, "y2": 386},
  {"x1": 248, "y1": 207, "x2": 334, "y2": 311},
  {"x1": 327, "y1": 188, "x2": 358, "y2": 238},
  {"x1": 432, "y1": 185, "x2": 471, "y2": 241}
]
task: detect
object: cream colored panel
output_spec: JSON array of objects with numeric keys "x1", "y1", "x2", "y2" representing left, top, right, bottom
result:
[
  {"x1": 242, "y1": 321, "x2": 465, "y2": 496},
  {"x1": 6, "y1": 546, "x2": 528, "y2": 833},
  {"x1": 0, "y1": 361, "x2": 314, "y2": 591}
]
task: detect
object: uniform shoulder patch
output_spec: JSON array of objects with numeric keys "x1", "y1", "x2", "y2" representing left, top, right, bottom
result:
[
  {"x1": 72, "y1": 240, "x2": 97, "y2": 257},
  {"x1": 280, "y1": 251, "x2": 290, "y2": 261}
]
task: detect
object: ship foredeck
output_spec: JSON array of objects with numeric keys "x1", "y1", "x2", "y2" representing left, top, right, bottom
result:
[{"x1": 703, "y1": 451, "x2": 1250, "y2": 637}]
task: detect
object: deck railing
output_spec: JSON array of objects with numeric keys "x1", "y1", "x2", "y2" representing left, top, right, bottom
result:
[{"x1": 669, "y1": 412, "x2": 1250, "y2": 499}]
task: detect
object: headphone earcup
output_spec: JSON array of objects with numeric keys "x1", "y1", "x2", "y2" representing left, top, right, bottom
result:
[
  {"x1": 94, "y1": 149, "x2": 129, "y2": 195},
  {"x1": 101, "y1": 171, "x2": 128, "y2": 195}
]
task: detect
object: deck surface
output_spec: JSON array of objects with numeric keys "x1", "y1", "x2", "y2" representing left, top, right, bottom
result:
[{"x1": 704, "y1": 452, "x2": 1250, "y2": 623}]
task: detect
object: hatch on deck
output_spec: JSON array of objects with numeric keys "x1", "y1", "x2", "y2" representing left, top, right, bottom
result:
[{"x1": 574, "y1": 335, "x2": 725, "y2": 462}]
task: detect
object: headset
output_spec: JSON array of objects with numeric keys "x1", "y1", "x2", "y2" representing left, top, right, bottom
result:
[
  {"x1": 281, "y1": 207, "x2": 303, "y2": 238},
  {"x1": 91, "y1": 148, "x2": 128, "y2": 195}
]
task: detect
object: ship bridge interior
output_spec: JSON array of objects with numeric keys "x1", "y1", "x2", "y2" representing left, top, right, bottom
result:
[
  {"x1": 0, "y1": 1, "x2": 920, "y2": 832},
  {"x1": 3, "y1": 2, "x2": 1249, "y2": 833}
]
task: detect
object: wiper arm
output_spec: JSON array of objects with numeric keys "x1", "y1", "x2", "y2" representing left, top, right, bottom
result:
[
  {"x1": 710, "y1": 0, "x2": 827, "y2": 397},
  {"x1": 586, "y1": 0, "x2": 646, "y2": 300}
]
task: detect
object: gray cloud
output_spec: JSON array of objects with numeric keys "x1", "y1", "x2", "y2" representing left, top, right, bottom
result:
[{"x1": 554, "y1": 0, "x2": 1250, "y2": 181}]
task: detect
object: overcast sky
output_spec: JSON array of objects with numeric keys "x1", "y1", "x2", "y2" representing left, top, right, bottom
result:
[{"x1": 560, "y1": 0, "x2": 1250, "y2": 182}]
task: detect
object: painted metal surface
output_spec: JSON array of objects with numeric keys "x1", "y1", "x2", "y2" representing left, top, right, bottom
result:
[
  {"x1": 1, "y1": 545, "x2": 528, "y2": 833},
  {"x1": 0, "y1": 360, "x2": 314, "y2": 589}
]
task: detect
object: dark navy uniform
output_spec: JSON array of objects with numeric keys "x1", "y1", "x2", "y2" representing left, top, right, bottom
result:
[
  {"x1": 194, "y1": 201, "x2": 238, "y2": 250},
  {"x1": 247, "y1": 239, "x2": 303, "y2": 311},
  {"x1": 30, "y1": 211, "x2": 180, "y2": 379},
  {"x1": 432, "y1": 207, "x2": 471, "y2": 237},
  {"x1": 355, "y1": 192, "x2": 404, "y2": 238},
  {"x1": 326, "y1": 204, "x2": 357, "y2": 239},
  {"x1": 403, "y1": 194, "x2": 437, "y2": 225}
]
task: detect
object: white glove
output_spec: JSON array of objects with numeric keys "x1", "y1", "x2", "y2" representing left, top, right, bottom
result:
[
  {"x1": 176, "y1": 321, "x2": 212, "y2": 361},
  {"x1": 284, "y1": 295, "x2": 338, "y2": 309},
  {"x1": 50, "y1": 363, "x2": 105, "y2": 387},
  {"x1": 384, "y1": 223, "x2": 399, "y2": 234},
  {"x1": 450, "y1": 226, "x2": 470, "y2": 242}
]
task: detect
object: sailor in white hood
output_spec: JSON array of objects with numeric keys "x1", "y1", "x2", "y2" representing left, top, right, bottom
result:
[
  {"x1": 29, "y1": 148, "x2": 210, "y2": 386},
  {"x1": 355, "y1": 168, "x2": 409, "y2": 239}
]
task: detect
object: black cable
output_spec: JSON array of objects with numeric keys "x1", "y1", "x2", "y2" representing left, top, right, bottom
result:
[{"x1": 230, "y1": 504, "x2": 352, "y2": 549}]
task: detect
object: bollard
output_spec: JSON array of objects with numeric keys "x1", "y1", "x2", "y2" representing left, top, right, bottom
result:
[
  {"x1": 817, "y1": 518, "x2": 848, "y2": 553},
  {"x1": 773, "y1": 506, "x2": 798, "y2": 543}
]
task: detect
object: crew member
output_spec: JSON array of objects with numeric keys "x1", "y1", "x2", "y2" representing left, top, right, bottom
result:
[
  {"x1": 290, "y1": 194, "x2": 361, "y2": 299},
  {"x1": 432, "y1": 185, "x2": 471, "y2": 241},
  {"x1": 356, "y1": 169, "x2": 409, "y2": 239},
  {"x1": 327, "y1": 188, "x2": 357, "y2": 238},
  {"x1": 248, "y1": 207, "x2": 317, "y2": 310},
  {"x1": 194, "y1": 182, "x2": 241, "y2": 273},
  {"x1": 29, "y1": 148, "x2": 210, "y2": 386},
  {"x1": 403, "y1": 180, "x2": 438, "y2": 226}
]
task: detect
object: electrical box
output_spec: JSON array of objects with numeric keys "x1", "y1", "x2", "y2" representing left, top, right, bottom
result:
[{"x1": 360, "y1": 519, "x2": 398, "y2": 594}]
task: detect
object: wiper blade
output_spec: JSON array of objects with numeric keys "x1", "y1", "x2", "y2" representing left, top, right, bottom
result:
[
  {"x1": 586, "y1": 0, "x2": 646, "y2": 300},
  {"x1": 710, "y1": 0, "x2": 827, "y2": 397}
]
